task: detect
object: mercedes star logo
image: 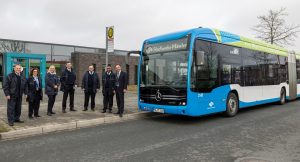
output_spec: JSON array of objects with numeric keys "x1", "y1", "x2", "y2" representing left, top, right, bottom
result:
[{"x1": 155, "y1": 90, "x2": 162, "y2": 101}]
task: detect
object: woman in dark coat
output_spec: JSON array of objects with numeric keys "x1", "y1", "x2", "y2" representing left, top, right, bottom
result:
[
  {"x1": 45, "y1": 65, "x2": 60, "y2": 116},
  {"x1": 26, "y1": 68, "x2": 43, "y2": 119}
]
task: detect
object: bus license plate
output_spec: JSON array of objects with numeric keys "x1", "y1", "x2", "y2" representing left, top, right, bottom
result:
[{"x1": 154, "y1": 108, "x2": 164, "y2": 113}]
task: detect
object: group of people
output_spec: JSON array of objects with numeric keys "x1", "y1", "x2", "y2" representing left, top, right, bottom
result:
[{"x1": 3, "y1": 63, "x2": 128, "y2": 126}]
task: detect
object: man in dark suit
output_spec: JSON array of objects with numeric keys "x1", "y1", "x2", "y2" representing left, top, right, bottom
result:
[
  {"x1": 3, "y1": 64, "x2": 27, "y2": 126},
  {"x1": 102, "y1": 64, "x2": 115, "y2": 113},
  {"x1": 82, "y1": 65, "x2": 100, "y2": 111},
  {"x1": 114, "y1": 64, "x2": 128, "y2": 117},
  {"x1": 60, "y1": 62, "x2": 77, "y2": 113}
]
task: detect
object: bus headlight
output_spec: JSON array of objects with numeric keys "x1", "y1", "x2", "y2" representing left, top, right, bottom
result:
[
  {"x1": 140, "y1": 99, "x2": 144, "y2": 102},
  {"x1": 179, "y1": 102, "x2": 186, "y2": 106}
]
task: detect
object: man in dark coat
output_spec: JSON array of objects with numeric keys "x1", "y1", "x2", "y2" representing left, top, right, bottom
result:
[
  {"x1": 114, "y1": 64, "x2": 128, "y2": 117},
  {"x1": 3, "y1": 64, "x2": 27, "y2": 126},
  {"x1": 81, "y1": 65, "x2": 100, "y2": 111},
  {"x1": 102, "y1": 64, "x2": 115, "y2": 113},
  {"x1": 60, "y1": 62, "x2": 77, "y2": 113}
]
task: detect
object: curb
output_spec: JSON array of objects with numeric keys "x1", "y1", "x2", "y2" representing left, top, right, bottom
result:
[{"x1": 0, "y1": 112, "x2": 151, "y2": 141}]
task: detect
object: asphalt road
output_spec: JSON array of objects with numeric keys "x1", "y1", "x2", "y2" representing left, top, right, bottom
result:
[{"x1": 0, "y1": 100, "x2": 300, "y2": 162}]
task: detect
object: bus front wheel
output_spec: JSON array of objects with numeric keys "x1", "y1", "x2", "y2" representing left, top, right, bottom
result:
[
  {"x1": 224, "y1": 93, "x2": 239, "y2": 117},
  {"x1": 279, "y1": 88, "x2": 286, "y2": 105}
]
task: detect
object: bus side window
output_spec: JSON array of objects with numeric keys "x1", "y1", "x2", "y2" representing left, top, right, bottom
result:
[
  {"x1": 221, "y1": 64, "x2": 242, "y2": 85},
  {"x1": 222, "y1": 64, "x2": 231, "y2": 84},
  {"x1": 191, "y1": 39, "x2": 218, "y2": 92}
]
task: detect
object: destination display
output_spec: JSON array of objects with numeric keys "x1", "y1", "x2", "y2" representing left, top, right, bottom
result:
[{"x1": 143, "y1": 37, "x2": 189, "y2": 54}]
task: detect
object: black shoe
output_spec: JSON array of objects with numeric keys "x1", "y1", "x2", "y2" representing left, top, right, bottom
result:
[
  {"x1": 91, "y1": 108, "x2": 95, "y2": 111},
  {"x1": 34, "y1": 115, "x2": 41, "y2": 117},
  {"x1": 83, "y1": 108, "x2": 88, "y2": 111},
  {"x1": 47, "y1": 112, "x2": 52, "y2": 116},
  {"x1": 101, "y1": 110, "x2": 106, "y2": 113},
  {"x1": 14, "y1": 120, "x2": 24, "y2": 123},
  {"x1": 9, "y1": 123, "x2": 14, "y2": 126},
  {"x1": 70, "y1": 109, "x2": 77, "y2": 111},
  {"x1": 119, "y1": 113, "x2": 123, "y2": 117},
  {"x1": 114, "y1": 112, "x2": 120, "y2": 114},
  {"x1": 29, "y1": 116, "x2": 34, "y2": 119},
  {"x1": 62, "y1": 110, "x2": 67, "y2": 113},
  {"x1": 51, "y1": 112, "x2": 56, "y2": 114}
]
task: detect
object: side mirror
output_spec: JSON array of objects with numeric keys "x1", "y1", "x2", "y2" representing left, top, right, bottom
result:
[{"x1": 195, "y1": 51, "x2": 205, "y2": 66}]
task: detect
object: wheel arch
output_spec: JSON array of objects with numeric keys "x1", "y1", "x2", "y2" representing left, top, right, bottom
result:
[{"x1": 229, "y1": 89, "x2": 239, "y2": 103}]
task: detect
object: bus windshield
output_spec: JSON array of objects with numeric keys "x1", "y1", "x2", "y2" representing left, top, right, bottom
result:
[{"x1": 140, "y1": 51, "x2": 188, "y2": 88}]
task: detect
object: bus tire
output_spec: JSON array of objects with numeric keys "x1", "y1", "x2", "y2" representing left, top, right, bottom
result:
[
  {"x1": 224, "y1": 92, "x2": 239, "y2": 117},
  {"x1": 279, "y1": 88, "x2": 286, "y2": 105}
]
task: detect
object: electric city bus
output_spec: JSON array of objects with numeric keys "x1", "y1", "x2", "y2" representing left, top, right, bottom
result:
[{"x1": 138, "y1": 27, "x2": 300, "y2": 117}]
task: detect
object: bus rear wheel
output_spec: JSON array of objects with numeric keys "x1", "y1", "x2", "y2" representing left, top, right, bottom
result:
[
  {"x1": 279, "y1": 88, "x2": 286, "y2": 105},
  {"x1": 224, "y1": 93, "x2": 239, "y2": 117}
]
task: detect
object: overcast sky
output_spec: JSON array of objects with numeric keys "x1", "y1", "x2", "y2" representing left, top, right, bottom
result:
[{"x1": 0, "y1": 0, "x2": 299, "y2": 52}]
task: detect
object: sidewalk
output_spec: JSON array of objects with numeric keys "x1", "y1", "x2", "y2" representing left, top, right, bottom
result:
[{"x1": 0, "y1": 87, "x2": 148, "y2": 140}]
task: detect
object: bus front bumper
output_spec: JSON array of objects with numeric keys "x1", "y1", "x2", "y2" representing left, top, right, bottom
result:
[{"x1": 139, "y1": 103, "x2": 187, "y2": 115}]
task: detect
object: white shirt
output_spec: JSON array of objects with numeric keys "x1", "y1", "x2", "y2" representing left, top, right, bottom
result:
[
  {"x1": 117, "y1": 71, "x2": 121, "y2": 78},
  {"x1": 34, "y1": 76, "x2": 39, "y2": 88}
]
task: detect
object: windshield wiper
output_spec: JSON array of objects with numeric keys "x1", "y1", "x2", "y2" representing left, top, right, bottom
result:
[
  {"x1": 147, "y1": 84, "x2": 180, "y2": 92},
  {"x1": 164, "y1": 84, "x2": 180, "y2": 92}
]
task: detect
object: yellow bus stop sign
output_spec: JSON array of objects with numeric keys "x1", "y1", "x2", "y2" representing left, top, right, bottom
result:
[{"x1": 108, "y1": 27, "x2": 114, "y2": 39}]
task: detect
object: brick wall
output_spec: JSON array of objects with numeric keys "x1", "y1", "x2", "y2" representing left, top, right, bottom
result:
[{"x1": 71, "y1": 52, "x2": 139, "y2": 87}]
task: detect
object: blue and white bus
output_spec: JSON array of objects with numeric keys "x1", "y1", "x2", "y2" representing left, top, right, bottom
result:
[{"x1": 138, "y1": 27, "x2": 300, "y2": 117}]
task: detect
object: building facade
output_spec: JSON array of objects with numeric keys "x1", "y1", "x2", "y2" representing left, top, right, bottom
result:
[{"x1": 0, "y1": 38, "x2": 139, "y2": 87}]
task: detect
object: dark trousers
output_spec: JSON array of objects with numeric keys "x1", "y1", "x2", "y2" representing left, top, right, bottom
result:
[
  {"x1": 47, "y1": 95, "x2": 56, "y2": 113},
  {"x1": 7, "y1": 97, "x2": 22, "y2": 124},
  {"x1": 28, "y1": 97, "x2": 41, "y2": 117},
  {"x1": 84, "y1": 90, "x2": 96, "y2": 109},
  {"x1": 62, "y1": 85, "x2": 75, "y2": 110},
  {"x1": 103, "y1": 91, "x2": 113, "y2": 111},
  {"x1": 116, "y1": 90, "x2": 125, "y2": 114}
]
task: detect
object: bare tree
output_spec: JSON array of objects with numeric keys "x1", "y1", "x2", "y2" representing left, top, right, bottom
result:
[
  {"x1": 252, "y1": 8, "x2": 299, "y2": 46},
  {"x1": 0, "y1": 40, "x2": 25, "y2": 53}
]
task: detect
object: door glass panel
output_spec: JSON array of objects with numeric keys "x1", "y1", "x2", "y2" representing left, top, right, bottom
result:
[
  {"x1": 0, "y1": 54, "x2": 3, "y2": 88},
  {"x1": 29, "y1": 59, "x2": 41, "y2": 76}
]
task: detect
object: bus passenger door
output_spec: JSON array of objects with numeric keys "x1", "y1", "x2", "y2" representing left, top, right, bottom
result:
[{"x1": 288, "y1": 51, "x2": 297, "y2": 100}]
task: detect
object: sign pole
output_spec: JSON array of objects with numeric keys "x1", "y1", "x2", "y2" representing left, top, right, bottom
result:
[{"x1": 105, "y1": 27, "x2": 108, "y2": 67}]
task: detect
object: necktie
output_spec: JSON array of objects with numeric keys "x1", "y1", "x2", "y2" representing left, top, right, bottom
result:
[{"x1": 34, "y1": 77, "x2": 39, "y2": 89}]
